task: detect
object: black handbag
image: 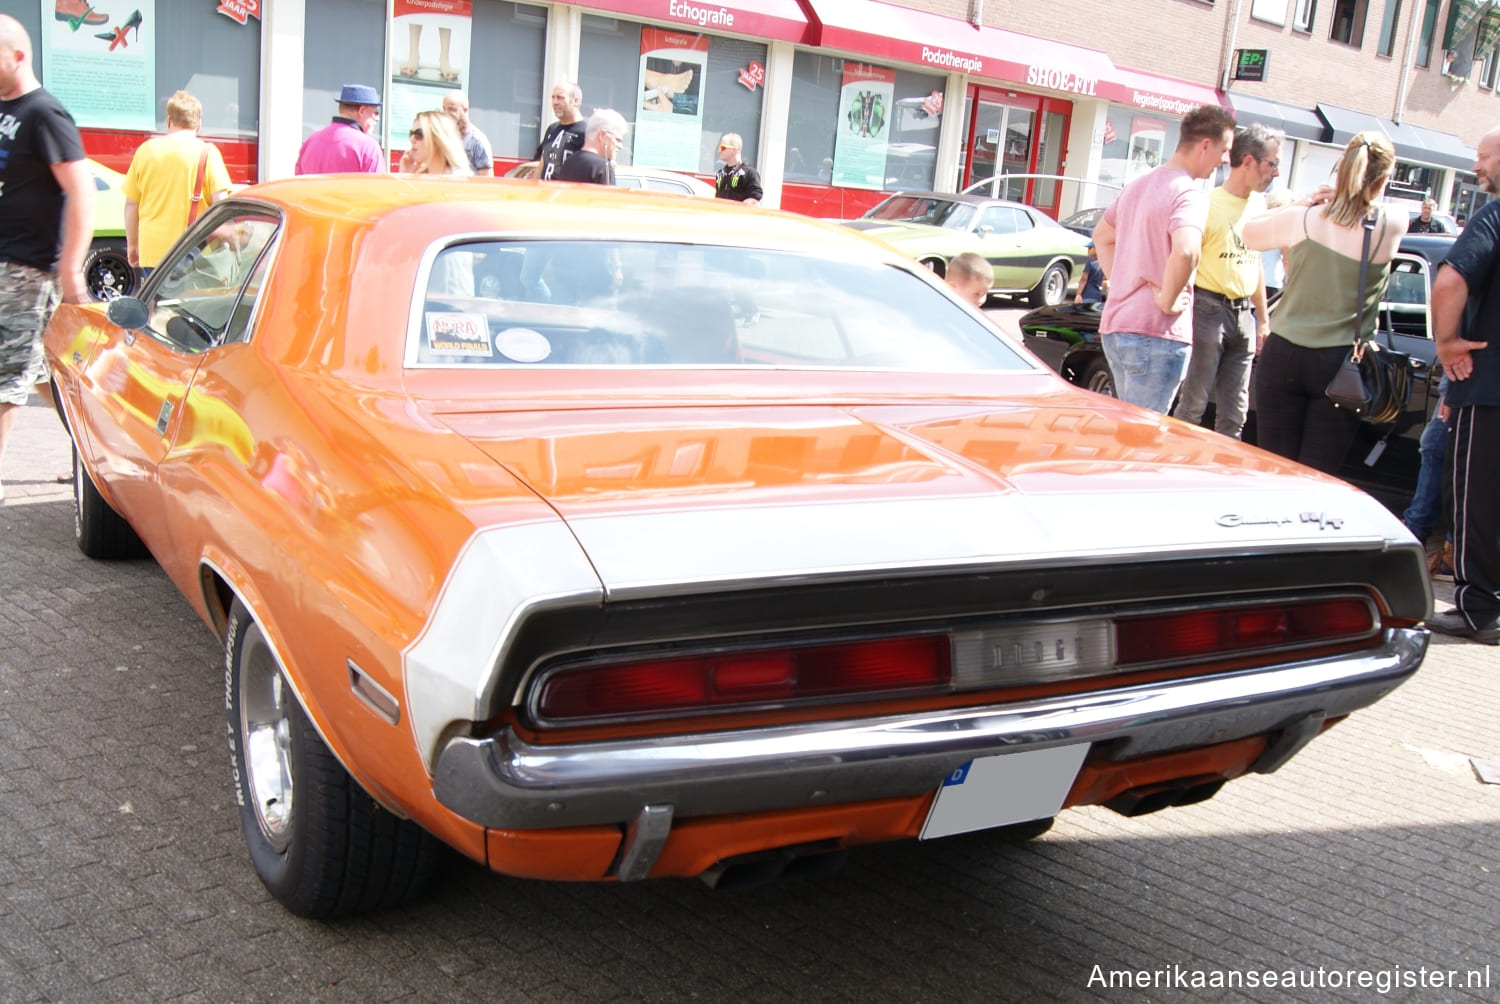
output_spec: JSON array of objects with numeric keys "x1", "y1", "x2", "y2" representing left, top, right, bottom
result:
[{"x1": 1325, "y1": 211, "x2": 1411, "y2": 424}]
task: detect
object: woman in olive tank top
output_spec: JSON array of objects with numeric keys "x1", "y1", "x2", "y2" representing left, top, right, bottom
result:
[{"x1": 1243, "y1": 131, "x2": 1406, "y2": 474}]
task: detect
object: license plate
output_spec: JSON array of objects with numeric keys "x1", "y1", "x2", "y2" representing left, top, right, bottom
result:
[{"x1": 919, "y1": 744, "x2": 1090, "y2": 840}]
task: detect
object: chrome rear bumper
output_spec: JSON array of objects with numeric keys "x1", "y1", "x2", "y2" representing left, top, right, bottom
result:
[{"x1": 433, "y1": 628, "x2": 1426, "y2": 831}]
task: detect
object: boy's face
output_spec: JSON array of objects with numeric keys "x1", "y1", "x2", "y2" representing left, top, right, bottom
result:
[{"x1": 948, "y1": 274, "x2": 990, "y2": 307}]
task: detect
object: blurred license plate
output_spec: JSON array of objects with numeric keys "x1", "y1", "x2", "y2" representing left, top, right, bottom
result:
[{"x1": 919, "y1": 744, "x2": 1090, "y2": 840}]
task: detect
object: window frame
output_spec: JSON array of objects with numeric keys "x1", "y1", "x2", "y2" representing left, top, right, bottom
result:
[
  {"x1": 1293, "y1": 0, "x2": 1320, "y2": 32},
  {"x1": 1328, "y1": 0, "x2": 1369, "y2": 47}
]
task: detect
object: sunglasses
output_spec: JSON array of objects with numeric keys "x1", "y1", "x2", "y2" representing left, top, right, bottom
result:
[{"x1": 409, "y1": 128, "x2": 425, "y2": 140}]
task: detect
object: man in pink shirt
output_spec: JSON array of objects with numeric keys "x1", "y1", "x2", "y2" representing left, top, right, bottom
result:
[
  {"x1": 295, "y1": 84, "x2": 384, "y2": 175},
  {"x1": 1092, "y1": 105, "x2": 1237, "y2": 413}
]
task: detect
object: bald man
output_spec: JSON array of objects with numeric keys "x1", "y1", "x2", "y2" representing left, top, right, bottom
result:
[
  {"x1": 442, "y1": 90, "x2": 492, "y2": 176},
  {"x1": 0, "y1": 15, "x2": 95, "y2": 500}
]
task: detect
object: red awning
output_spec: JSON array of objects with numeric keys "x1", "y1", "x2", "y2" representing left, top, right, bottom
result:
[
  {"x1": 803, "y1": 0, "x2": 1223, "y2": 114},
  {"x1": 574, "y1": 0, "x2": 810, "y2": 43},
  {"x1": 1102, "y1": 66, "x2": 1225, "y2": 117}
]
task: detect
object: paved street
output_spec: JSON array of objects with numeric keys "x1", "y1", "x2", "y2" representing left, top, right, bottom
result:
[{"x1": 2, "y1": 394, "x2": 1497, "y2": 1003}]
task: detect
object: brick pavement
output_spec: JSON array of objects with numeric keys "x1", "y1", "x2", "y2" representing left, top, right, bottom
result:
[{"x1": 1, "y1": 397, "x2": 1497, "y2": 1003}]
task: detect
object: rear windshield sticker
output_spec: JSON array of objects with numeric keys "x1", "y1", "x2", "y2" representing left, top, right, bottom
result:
[
  {"x1": 495, "y1": 327, "x2": 552, "y2": 363},
  {"x1": 425, "y1": 312, "x2": 494, "y2": 358}
]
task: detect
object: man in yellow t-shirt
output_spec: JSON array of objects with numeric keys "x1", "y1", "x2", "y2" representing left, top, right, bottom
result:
[
  {"x1": 122, "y1": 90, "x2": 232, "y2": 272},
  {"x1": 1171, "y1": 123, "x2": 1283, "y2": 439}
]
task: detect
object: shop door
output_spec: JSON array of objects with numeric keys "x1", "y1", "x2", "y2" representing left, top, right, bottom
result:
[{"x1": 961, "y1": 88, "x2": 1071, "y2": 220}]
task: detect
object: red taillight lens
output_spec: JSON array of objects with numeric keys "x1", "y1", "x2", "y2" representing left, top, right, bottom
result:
[
  {"x1": 1115, "y1": 597, "x2": 1376, "y2": 666},
  {"x1": 535, "y1": 636, "x2": 949, "y2": 722}
]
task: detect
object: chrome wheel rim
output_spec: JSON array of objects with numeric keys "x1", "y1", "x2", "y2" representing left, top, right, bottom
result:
[
  {"x1": 1044, "y1": 267, "x2": 1066, "y2": 304},
  {"x1": 240, "y1": 629, "x2": 295, "y2": 852}
]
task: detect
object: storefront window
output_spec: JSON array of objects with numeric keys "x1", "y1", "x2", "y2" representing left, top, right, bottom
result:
[
  {"x1": 783, "y1": 52, "x2": 943, "y2": 191},
  {"x1": 1098, "y1": 106, "x2": 1182, "y2": 188},
  {"x1": 578, "y1": 14, "x2": 766, "y2": 174},
  {"x1": 303, "y1": 0, "x2": 387, "y2": 140},
  {"x1": 1393, "y1": 160, "x2": 1437, "y2": 196},
  {"x1": 469, "y1": 3, "x2": 547, "y2": 159},
  {"x1": 159, "y1": 5, "x2": 260, "y2": 137}
]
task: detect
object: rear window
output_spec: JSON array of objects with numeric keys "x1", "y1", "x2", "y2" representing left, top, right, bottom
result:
[{"x1": 407, "y1": 240, "x2": 1031, "y2": 372}]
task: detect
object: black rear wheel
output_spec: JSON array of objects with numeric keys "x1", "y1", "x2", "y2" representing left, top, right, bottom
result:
[
  {"x1": 224, "y1": 601, "x2": 440, "y2": 918},
  {"x1": 83, "y1": 239, "x2": 138, "y2": 302}
]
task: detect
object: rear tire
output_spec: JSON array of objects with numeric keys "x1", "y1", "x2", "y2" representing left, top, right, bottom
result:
[
  {"x1": 224, "y1": 601, "x2": 439, "y2": 918},
  {"x1": 1028, "y1": 262, "x2": 1070, "y2": 307},
  {"x1": 83, "y1": 239, "x2": 138, "y2": 302},
  {"x1": 73, "y1": 447, "x2": 146, "y2": 559}
]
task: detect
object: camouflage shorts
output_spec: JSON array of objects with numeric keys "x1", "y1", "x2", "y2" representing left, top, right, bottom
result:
[{"x1": 0, "y1": 263, "x2": 59, "y2": 407}]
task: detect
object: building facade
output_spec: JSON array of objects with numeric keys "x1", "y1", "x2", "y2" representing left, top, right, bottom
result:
[{"x1": 6, "y1": 1, "x2": 1492, "y2": 219}]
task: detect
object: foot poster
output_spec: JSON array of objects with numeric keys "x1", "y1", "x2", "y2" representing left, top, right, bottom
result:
[
  {"x1": 634, "y1": 28, "x2": 707, "y2": 173},
  {"x1": 389, "y1": 0, "x2": 471, "y2": 152},
  {"x1": 40, "y1": 0, "x2": 156, "y2": 131}
]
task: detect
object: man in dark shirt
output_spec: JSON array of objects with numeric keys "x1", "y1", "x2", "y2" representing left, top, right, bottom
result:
[
  {"x1": 1408, "y1": 197, "x2": 1444, "y2": 234},
  {"x1": 1430, "y1": 126, "x2": 1500, "y2": 644},
  {"x1": 536, "y1": 81, "x2": 586, "y2": 181},
  {"x1": 554, "y1": 109, "x2": 624, "y2": 186},
  {"x1": 0, "y1": 15, "x2": 95, "y2": 500},
  {"x1": 714, "y1": 133, "x2": 762, "y2": 205}
]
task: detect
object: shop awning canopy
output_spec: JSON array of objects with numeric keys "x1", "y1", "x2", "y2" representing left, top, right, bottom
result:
[
  {"x1": 1317, "y1": 103, "x2": 1476, "y2": 171},
  {"x1": 802, "y1": 0, "x2": 1220, "y2": 114},
  {"x1": 574, "y1": 0, "x2": 810, "y2": 43},
  {"x1": 1225, "y1": 91, "x2": 1325, "y2": 143}
]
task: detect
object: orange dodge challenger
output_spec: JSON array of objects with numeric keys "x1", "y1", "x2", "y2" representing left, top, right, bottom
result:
[{"x1": 45, "y1": 176, "x2": 1430, "y2": 918}]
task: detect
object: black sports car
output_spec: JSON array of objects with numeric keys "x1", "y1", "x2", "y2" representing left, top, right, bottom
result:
[{"x1": 1019, "y1": 236, "x2": 1455, "y2": 506}]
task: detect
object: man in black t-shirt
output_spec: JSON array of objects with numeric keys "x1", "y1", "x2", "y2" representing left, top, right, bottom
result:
[
  {"x1": 0, "y1": 15, "x2": 96, "y2": 499},
  {"x1": 714, "y1": 133, "x2": 762, "y2": 205},
  {"x1": 1408, "y1": 198, "x2": 1444, "y2": 234},
  {"x1": 1430, "y1": 126, "x2": 1500, "y2": 645},
  {"x1": 535, "y1": 82, "x2": 587, "y2": 181}
]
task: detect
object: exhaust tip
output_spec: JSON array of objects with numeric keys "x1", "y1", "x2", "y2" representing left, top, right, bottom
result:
[
  {"x1": 1104, "y1": 778, "x2": 1225, "y2": 817},
  {"x1": 698, "y1": 841, "x2": 845, "y2": 889}
]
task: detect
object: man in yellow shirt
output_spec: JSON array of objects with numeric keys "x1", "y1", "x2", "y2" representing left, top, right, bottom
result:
[
  {"x1": 1171, "y1": 123, "x2": 1282, "y2": 439},
  {"x1": 123, "y1": 90, "x2": 232, "y2": 273}
]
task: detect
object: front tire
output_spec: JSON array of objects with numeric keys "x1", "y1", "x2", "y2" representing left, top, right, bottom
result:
[
  {"x1": 1028, "y1": 262, "x2": 1070, "y2": 307},
  {"x1": 224, "y1": 601, "x2": 439, "y2": 918},
  {"x1": 73, "y1": 447, "x2": 145, "y2": 559},
  {"x1": 1080, "y1": 356, "x2": 1117, "y2": 398}
]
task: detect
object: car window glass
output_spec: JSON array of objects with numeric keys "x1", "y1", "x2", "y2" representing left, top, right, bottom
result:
[
  {"x1": 147, "y1": 212, "x2": 280, "y2": 352},
  {"x1": 221, "y1": 249, "x2": 274, "y2": 345},
  {"x1": 1380, "y1": 256, "x2": 1431, "y2": 340},
  {"x1": 977, "y1": 206, "x2": 1021, "y2": 235},
  {"x1": 412, "y1": 240, "x2": 1032, "y2": 372},
  {"x1": 642, "y1": 177, "x2": 689, "y2": 194}
]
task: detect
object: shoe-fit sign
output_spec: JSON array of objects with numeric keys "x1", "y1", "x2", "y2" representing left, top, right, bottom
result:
[{"x1": 41, "y1": 0, "x2": 156, "y2": 131}]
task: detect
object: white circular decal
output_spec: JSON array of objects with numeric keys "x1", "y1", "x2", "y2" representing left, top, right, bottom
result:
[{"x1": 495, "y1": 328, "x2": 552, "y2": 363}]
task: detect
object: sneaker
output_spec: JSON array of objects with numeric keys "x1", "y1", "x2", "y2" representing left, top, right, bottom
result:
[{"x1": 1426, "y1": 609, "x2": 1500, "y2": 646}]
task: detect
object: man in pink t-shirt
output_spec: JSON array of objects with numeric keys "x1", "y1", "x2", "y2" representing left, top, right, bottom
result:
[
  {"x1": 295, "y1": 84, "x2": 385, "y2": 176},
  {"x1": 1093, "y1": 105, "x2": 1237, "y2": 413}
]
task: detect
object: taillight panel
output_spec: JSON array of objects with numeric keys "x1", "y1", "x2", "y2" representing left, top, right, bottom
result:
[{"x1": 525, "y1": 593, "x2": 1380, "y2": 727}]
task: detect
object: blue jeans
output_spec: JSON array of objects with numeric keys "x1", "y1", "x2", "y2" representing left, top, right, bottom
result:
[
  {"x1": 1101, "y1": 332, "x2": 1191, "y2": 414},
  {"x1": 1402, "y1": 407, "x2": 1448, "y2": 542}
]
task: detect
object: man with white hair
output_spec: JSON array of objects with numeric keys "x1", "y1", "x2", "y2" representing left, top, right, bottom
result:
[
  {"x1": 554, "y1": 109, "x2": 627, "y2": 186},
  {"x1": 0, "y1": 14, "x2": 95, "y2": 501}
]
